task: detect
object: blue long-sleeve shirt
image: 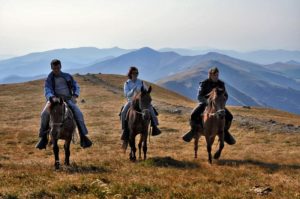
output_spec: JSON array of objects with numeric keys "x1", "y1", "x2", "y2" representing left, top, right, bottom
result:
[
  {"x1": 124, "y1": 79, "x2": 146, "y2": 102},
  {"x1": 44, "y1": 71, "x2": 80, "y2": 101}
]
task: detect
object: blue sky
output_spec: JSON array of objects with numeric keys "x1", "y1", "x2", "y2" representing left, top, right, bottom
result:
[{"x1": 0, "y1": 0, "x2": 299, "y2": 56}]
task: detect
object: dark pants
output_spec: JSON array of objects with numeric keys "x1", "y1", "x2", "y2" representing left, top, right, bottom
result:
[{"x1": 191, "y1": 103, "x2": 233, "y2": 126}]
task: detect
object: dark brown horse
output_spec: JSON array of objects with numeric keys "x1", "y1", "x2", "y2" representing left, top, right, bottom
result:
[
  {"x1": 124, "y1": 86, "x2": 152, "y2": 161},
  {"x1": 49, "y1": 98, "x2": 76, "y2": 169},
  {"x1": 194, "y1": 87, "x2": 226, "y2": 164}
]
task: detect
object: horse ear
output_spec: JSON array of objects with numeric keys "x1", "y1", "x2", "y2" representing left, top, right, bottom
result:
[
  {"x1": 147, "y1": 86, "x2": 152, "y2": 94},
  {"x1": 141, "y1": 85, "x2": 145, "y2": 92}
]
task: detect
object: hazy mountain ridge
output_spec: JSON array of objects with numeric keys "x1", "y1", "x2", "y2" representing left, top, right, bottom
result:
[
  {"x1": 1, "y1": 47, "x2": 300, "y2": 114},
  {"x1": 160, "y1": 48, "x2": 300, "y2": 64},
  {"x1": 0, "y1": 47, "x2": 132, "y2": 80}
]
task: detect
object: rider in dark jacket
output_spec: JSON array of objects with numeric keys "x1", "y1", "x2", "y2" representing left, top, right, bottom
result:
[{"x1": 182, "y1": 67, "x2": 236, "y2": 145}]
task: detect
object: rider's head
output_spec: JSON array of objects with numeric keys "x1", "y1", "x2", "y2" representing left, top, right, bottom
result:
[
  {"x1": 208, "y1": 67, "x2": 219, "y2": 82},
  {"x1": 127, "y1": 66, "x2": 139, "y2": 81},
  {"x1": 51, "y1": 59, "x2": 62, "y2": 76}
]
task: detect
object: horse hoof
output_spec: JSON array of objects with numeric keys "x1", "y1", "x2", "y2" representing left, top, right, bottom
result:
[
  {"x1": 64, "y1": 161, "x2": 70, "y2": 166},
  {"x1": 214, "y1": 152, "x2": 221, "y2": 159},
  {"x1": 54, "y1": 162, "x2": 60, "y2": 170},
  {"x1": 129, "y1": 156, "x2": 136, "y2": 162}
]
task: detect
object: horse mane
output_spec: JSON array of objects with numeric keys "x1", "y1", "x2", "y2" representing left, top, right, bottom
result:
[
  {"x1": 131, "y1": 92, "x2": 141, "y2": 111},
  {"x1": 206, "y1": 88, "x2": 225, "y2": 113}
]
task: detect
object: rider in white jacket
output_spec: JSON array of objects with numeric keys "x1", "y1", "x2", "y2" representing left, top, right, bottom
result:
[{"x1": 120, "y1": 66, "x2": 161, "y2": 145}]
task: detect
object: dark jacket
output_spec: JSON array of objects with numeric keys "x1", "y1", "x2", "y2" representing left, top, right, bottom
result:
[
  {"x1": 44, "y1": 72, "x2": 80, "y2": 101},
  {"x1": 197, "y1": 79, "x2": 228, "y2": 103}
]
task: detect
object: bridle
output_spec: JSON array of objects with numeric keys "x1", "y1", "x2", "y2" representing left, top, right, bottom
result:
[
  {"x1": 133, "y1": 93, "x2": 150, "y2": 119},
  {"x1": 205, "y1": 94, "x2": 225, "y2": 118},
  {"x1": 50, "y1": 102, "x2": 68, "y2": 127}
]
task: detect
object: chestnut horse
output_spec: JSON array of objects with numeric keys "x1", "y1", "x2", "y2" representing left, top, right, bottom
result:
[
  {"x1": 194, "y1": 87, "x2": 226, "y2": 164},
  {"x1": 124, "y1": 86, "x2": 152, "y2": 161},
  {"x1": 49, "y1": 98, "x2": 76, "y2": 169}
]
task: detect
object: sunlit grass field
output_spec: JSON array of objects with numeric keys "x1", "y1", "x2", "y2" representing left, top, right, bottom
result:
[{"x1": 0, "y1": 74, "x2": 299, "y2": 198}]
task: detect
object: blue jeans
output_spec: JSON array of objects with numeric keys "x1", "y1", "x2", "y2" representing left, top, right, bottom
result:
[{"x1": 39, "y1": 100, "x2": 88, "y2": 137}]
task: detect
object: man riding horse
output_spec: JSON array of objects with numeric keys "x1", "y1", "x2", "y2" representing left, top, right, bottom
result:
[
  {"x1": 182, "y1": 67, "x2": 236, "y2": 145},
  {"x1": 121, "y1": 66, "x2": 161, "y2": 147},
  {"x1": 36, "y1": 59, "x2": 92, "y2": 149}
]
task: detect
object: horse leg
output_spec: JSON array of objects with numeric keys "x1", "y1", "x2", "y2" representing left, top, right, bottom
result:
[
  {"x1": 64, "y1": 140, "x2": 71, "y2": 166},
  {"x1": 143, "y1": 134, "x2": 147, "y2": 160},
  {"x1": 194, "y1": 135, "x2": 200, "y2": 159},
  {"x1": 138, "y1": 135, "x2": 142, "y2": 160},
  {"x1": 129, "y1": 135, "x2": 136, "y2": 161},
  {"x1": 214, "y1": 131, "x2": 225, "y2": 160},
  {"x1": 205, "y1": 136, "x2": 215, "y2": 164},
  {"x1": 53, "y1": 139, "x2": 60, "y2": 169}
]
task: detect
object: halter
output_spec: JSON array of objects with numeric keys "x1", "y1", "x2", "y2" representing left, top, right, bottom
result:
[{"x1": 132, "y1": 93, "x2": 150, "y2": 118}]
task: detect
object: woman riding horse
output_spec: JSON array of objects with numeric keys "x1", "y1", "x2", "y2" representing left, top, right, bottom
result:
[{"x1": 121, "y1": 66, "x2": 161, "y2": 148}]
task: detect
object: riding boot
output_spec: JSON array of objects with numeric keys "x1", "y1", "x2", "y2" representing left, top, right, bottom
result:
[
  {"x1": 35, "y1": 134, "x2": 48, "y2": 150},
  {"x1": 182, "y1": 120, "x2": 202, "y2": 142},
  {"x1": 121, "y1": 128, "x2": 129, "y2": 141},
  {"x1": 121, "y1": 121, "x2": 130, "y2": 149},
  {"x1": 224, "y1": 121, "x2": 236, "y2": 145},
  {"x1": 151, "y1": 125, "x2": 161, "y2": 136},
  {"x1": 79, "y1": 134, "x2": 92, "y2": 148}
]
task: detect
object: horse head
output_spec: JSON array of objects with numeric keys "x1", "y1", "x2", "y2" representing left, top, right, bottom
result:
[
  {"x1": 139, "y1": 85, "x2": 152, "y2": 120},
  {"x1": 49, "y1": 97, "x2": 66, "y2": 138},
  {"x1": 206, "y1": 87, "x2": 226, "y2": 118},
  {"x1": 132, "y1": 85, "x2": 152, "y2": 121}
]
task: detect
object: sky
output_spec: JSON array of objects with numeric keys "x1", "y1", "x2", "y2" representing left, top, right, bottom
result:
[{"x1": 0, "y1": 0, "x2": 299, "y2": 56}]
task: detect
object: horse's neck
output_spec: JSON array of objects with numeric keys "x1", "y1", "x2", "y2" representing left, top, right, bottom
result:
[
  {"x1": 205, "y1": 100, "x2": 215, "y2": 113},
  {"x1": 131, "y1": 98, "x2": 141, "y2": 111}
]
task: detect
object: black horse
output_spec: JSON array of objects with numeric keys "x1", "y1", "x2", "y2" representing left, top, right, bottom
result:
[{"x1": 49, "y1": 98, "x2": 76, "y2": 169}]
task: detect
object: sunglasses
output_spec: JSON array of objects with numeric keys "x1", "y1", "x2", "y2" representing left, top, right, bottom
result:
[{"x1": 132, "y1": 72, "x2": 139, "y2": 75}]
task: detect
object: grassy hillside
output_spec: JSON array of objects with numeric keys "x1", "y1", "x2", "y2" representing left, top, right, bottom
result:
[{"x1": 0, "y1": 74, "x2": 299, "y2": 198}]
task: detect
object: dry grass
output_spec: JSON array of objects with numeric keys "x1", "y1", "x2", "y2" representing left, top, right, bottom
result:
[{"x1": 0, "y1": 74, "x2": 299, "y2": 198}]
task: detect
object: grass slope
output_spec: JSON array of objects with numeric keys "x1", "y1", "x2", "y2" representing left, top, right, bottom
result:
[{"x1": 0, "y1": 74, "x2": 299, "y2": 198}]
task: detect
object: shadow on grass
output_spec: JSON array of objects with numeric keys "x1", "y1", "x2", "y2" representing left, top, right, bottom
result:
[
  {"x1": 217, "y1": 159, "x2": 300, "y2": 171},
  {"x1": 140, "y1": 156, "x2": 199, "y2": 169},
  {"x1": 62, "y1": 163, "x2": 109, "y2": 174}
]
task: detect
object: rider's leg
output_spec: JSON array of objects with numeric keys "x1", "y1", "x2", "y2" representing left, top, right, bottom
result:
[
  {"x1": 36, "y1": 102, "x2": 51, "y2": 149},
  {"x1": 121, "y1": 102, "x2": 131, "y2": 141},
  {"x1": 224, "y1": 108, "x2": 236, "y2": 145},
  {"x1": 149, "y1": 105, "x2": 161, "y2": 136},
  {"x1": 182, "y1": 103, "x2": 206, "y2": 142},
  {"x1": 67, "y1": 100, "x2": 92, "y2": 148}
]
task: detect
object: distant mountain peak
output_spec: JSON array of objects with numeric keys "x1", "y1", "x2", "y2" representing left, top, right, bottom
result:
[
  {"x1": 286, "y1": 60, "x2": 300, "y2": 65},
  {"x1": 139, "y1": 47, "x2": 157, "y2": 52},
  {"x1": 203, "y1": 51, "x2": 228, "y2": 57}
]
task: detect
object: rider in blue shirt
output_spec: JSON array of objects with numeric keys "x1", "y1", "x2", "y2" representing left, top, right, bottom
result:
[{"x1": 36, "y1": 59, "x2": 92, "y2": 149}]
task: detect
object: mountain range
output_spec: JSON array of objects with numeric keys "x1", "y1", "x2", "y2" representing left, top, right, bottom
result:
[
  {"x1": 160, "y1": 48, "x2": 300, "y2": 65},
  {"x1": 0, "y1": 47, "x2": 299, "y2": 114},
  {"x1": 0, "y1": 47, "x2": 132, "y2": 80}
]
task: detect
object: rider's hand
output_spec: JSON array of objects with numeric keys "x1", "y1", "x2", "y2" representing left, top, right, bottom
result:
[
  {"x1": 71, "y1": 95, "x2": 78, "y2": 104},
  {"x1": 50, "y1": 96, "x2": 60, "y2": 103}
]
